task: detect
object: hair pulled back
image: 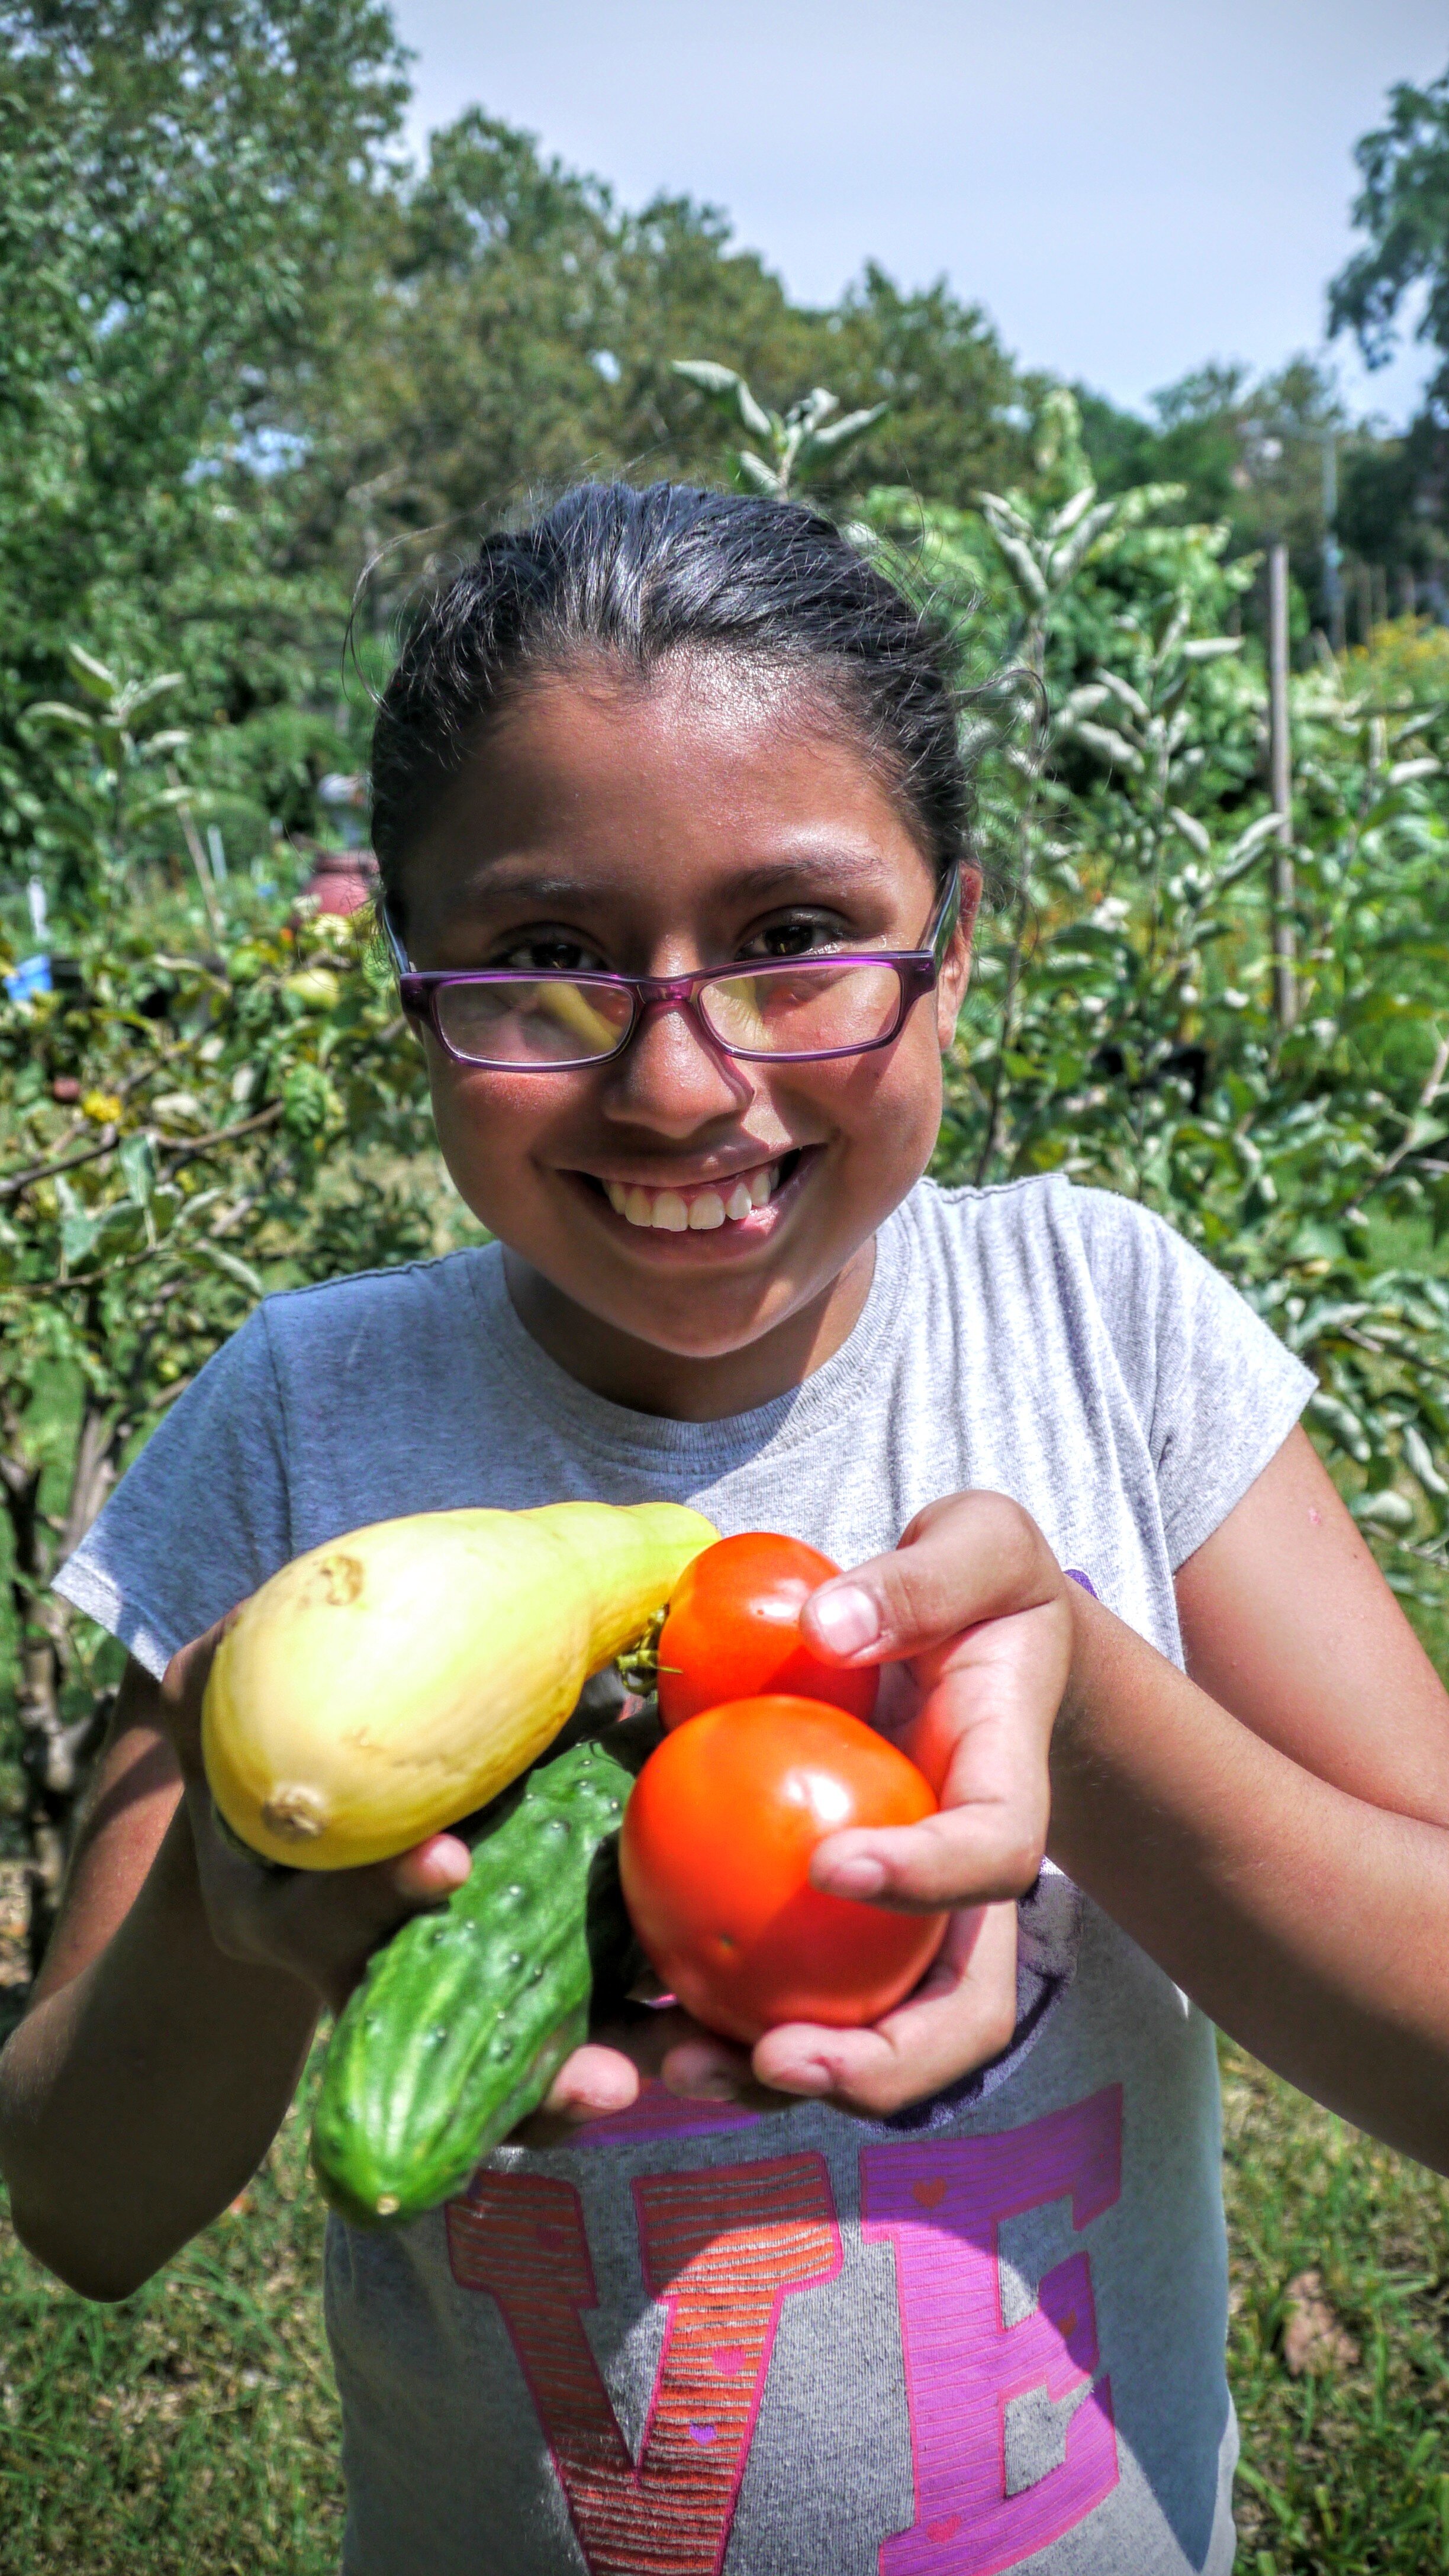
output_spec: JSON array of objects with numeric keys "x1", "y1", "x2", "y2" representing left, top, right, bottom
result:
[{"x1": 370, "y1": 481, "x2": 973, "y2": 926}]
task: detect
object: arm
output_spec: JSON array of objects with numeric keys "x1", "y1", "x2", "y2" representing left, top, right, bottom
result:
[
  {"x1": 1051, "y1": 1425, "x2": 1449, "y2": 2164},
  {"x1": 0, "y1": 1635, "x2": 469, "y2": 2300},
  {"x1": 782, "y1": 1429, "x2": 1449, "y2": 2171}
]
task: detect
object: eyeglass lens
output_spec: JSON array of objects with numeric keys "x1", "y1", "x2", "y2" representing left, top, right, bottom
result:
[{"x1": 432, "y1": 957, "x2": 907, "y2": 1067}]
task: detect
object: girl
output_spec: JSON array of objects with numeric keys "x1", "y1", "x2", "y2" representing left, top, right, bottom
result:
[{"x1": 5, "y1": 482, "x2": 1449, "y2": 2576}]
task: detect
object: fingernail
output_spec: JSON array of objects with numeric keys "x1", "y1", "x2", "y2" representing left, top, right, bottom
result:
[
  {"x1": 775, "y1": 2062, "x2": 833, "y2": 2097},
  {"x1": 825, "y1": 1853, "x2": 887, "y2": 1898},
  {"x1": 810, "y1": 1585, "x2": 880, "y2": 1656}
]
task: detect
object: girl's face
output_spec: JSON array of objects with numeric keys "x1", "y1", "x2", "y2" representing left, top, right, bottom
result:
[{"x1": 397, "y1": 655, "x2": 976, "y2": 1415}]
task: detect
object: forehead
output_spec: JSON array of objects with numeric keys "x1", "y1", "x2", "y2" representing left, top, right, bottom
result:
[{"x1": 401, "y1": 655, "x2": 935, "y2": 923}]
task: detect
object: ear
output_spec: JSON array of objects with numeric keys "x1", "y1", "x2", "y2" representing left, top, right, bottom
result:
[{"x1": 935, "y1": 868, "x2": 981, "y2": 1049}]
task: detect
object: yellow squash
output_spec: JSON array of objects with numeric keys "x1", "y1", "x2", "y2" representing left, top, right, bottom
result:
[{"x1": 202, "y1": 1500, "x2": 717, "y2": 1869}]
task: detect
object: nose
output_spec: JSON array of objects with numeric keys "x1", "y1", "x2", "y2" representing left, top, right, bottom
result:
[{"x1": 600, "y1": 993, "x2": 752, "y2": 1136}]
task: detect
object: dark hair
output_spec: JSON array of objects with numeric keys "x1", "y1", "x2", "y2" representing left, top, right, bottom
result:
[{"x1": 369, "y1": 481, "x2": 974, "y2": 927}]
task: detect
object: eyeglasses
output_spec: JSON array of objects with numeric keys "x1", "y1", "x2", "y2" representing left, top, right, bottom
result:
[{"x1": 385, "y1": 869, "x2": 961, "y2": 1071}]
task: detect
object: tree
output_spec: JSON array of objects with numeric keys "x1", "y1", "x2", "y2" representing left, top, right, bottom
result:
[
  {"x1": 1326, "y1": 62, "x2": 1449, "y2": 614},
  {"x1": 1329, "y1": 63, "x2": 1449, "y2": 417},
  {"x1": 1077, "y1": 359, "x2": 1348, "y2": 629},
  {"x1": 0, "y1": 0, "x2": 409, "y2": 881}
]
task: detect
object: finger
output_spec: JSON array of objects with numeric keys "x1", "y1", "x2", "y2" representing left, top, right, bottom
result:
[
  {"x1": 752, "y1": 1904, "x2": 1019, "y2": 2117},
  {"x1": 659, "y1": 2033, "x2": 761, "y2": 2104},
  {"x1": 810, "y1": 1799, "x2": 1043, "y2": 1909},
  {"x1": 387, "y1": 1833, "x2": 473, "y2": 1903},
  {"x1": 800, "y1": 1491, "x2": 1061, "y2": 1669},
  {"x1": 542, "y1": 2043, "x2": 643, "y2": 2121}
]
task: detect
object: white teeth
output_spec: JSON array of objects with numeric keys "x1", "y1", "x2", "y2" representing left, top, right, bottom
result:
[{"x1": 604, "y1": 1165, "x2": 783, "y2": 1229}]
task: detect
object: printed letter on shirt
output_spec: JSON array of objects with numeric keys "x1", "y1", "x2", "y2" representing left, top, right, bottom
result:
[
  {"x1": 861, "y1": 2087, "x2": 1123, "y2": 2575},
  {"x1": 446, "y1": 2154, "x2": 841, "y2": 2575}
]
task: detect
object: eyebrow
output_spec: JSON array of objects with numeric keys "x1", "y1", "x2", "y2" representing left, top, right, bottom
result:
[{"x1": 447, "y1": 850, "x2": 886, "y2": 911}]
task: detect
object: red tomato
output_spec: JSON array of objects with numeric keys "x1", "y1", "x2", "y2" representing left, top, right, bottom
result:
[
  {"x1": 619, "y1": 1693, "x2": 947, "y2": 2044},
  {"x1": 656, "y1": 1531, "x2": 878, "y2": 1730}
]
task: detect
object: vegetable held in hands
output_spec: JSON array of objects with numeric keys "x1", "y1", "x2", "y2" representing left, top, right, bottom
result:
[
  {"x1": 203, "y1": 1500, "x2": 716, "y2": 1867},
  {"x1": 657, "y1": 1532, "x2": 878, "y2": 1729},
  {"x1": 313, "y1": 1730, "x2": 649, "y2": 2226},
  {"x1": 620, "y1": 1695, "x2": 947, "y2": 2044}
]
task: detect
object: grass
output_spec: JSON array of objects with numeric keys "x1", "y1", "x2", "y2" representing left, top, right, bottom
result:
[
  {"x1": 2, "y1": 2040, "x2": 1448, "y2": 2573},
  {"x1": 1222, "y1": 2049, "x2": 1449, "y2": 2573},
  {"x1": 0, "y1": 2062, "x2": 344, "y2": 2576}
]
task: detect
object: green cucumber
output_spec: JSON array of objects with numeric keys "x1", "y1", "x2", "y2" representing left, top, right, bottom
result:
[{"x1": 312, "y1": 1728, "x2": 646, "y2": 2227}]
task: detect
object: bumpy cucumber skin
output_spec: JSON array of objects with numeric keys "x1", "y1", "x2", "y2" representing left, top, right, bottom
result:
[{"x1": 312, "y1": 1735, "x2": 642, "y2": 2228}]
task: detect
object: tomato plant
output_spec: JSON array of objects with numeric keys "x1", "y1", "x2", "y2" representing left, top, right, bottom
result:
[
  {"x1": 656, "y1": 1532, "x2": 878, "y2": 1730},
  {"x1": 619, "y1": 1693, "x2": 946, "y2": 2043}
]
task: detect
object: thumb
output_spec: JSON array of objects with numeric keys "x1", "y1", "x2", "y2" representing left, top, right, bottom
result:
[{"x1": 800, "y1": 1492, "x2": 1060, "y2": 1670}]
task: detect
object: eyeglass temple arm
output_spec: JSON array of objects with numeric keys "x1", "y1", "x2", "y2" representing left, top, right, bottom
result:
[
  {"x1": 929, "y1": 865, "x2": 962, "y2": 969},
  {"x1": 381, "y1": 899, "x2": 412, "y2": 978}
]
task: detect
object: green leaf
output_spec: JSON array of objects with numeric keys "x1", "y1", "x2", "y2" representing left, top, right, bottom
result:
[
  {"x1": 64, "y1": 642, "x2": 121, "y2": 702},
  {"x1": 21, "y1": 700, "x2": 95, "y2": 735},
  {"x1": 1353, "y1": 1488, "x2": 1416, "y2": 1531},
  {"x1": 192, "y1": 1241, "x2": 265, "y2": 1297},
  {"x1": 118, "y1": 1134, "x2": 156, "y2": 1206},
  {"x1": 59, "y1": 1210, "x2": 104, "y2": 1269}
]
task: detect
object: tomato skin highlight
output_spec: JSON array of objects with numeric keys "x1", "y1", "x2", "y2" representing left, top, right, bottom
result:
[
  {"x1": 656, "y1": 1531, "x2": 878, "y2": 1730},
  {"x1": 619, "y1": 1694, "x2": 948, "y2": 2044}
]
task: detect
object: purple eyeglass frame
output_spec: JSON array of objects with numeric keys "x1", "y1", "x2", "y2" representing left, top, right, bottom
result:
[{"x1": 385, "y1": 868, "x2": 961, "y2": 1070}]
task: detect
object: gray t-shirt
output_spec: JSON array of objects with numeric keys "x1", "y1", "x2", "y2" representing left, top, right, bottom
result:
[{"x1": 59, "y1": 1176, "x2": 1313, "y2": 2576}]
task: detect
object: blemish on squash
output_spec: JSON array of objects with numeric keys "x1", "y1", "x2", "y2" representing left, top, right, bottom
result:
[
  {"x1": 261, "y1": 1785, "x2": 329, "y2": 1841},
  {"x1": 311, "y1": 1553, "x2": 365, "y2": 1607}
]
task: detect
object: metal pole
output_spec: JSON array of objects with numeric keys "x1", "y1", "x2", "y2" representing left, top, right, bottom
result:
[{"x1": 1268, "y1": 540, "x2": 1296, "y2": 1031}]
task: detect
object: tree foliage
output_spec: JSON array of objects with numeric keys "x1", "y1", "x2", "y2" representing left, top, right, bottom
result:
[{"x1": 1330, "y1": 63, "x2": 1449, "y2": 414}]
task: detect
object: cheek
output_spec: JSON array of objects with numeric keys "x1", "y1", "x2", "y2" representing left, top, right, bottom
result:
[
  {"x1": 424, "y1": 1058, "x2": 561, "y2": 1197},
  {"x1": 829, "y1": 1020, "x2": 944, "y2": 1151}
]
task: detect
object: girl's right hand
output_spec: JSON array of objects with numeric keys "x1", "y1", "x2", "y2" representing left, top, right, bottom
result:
[{"x1": 160, "y1": 1620, "x2": 472, "y2": 2019}]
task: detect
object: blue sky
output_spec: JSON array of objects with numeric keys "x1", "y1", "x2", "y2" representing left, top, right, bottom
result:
[{"x1": 391, "y1": 0, "x2": 1447, "y2": 426}]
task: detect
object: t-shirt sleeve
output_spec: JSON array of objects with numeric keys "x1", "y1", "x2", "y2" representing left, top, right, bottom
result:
[
  {"x1": 1071, "y1": 1186, "x2": 1317, "y2": 1568},
  {"x1": 53, "y1": 1306, "x2": 293, "y2": 1679}
]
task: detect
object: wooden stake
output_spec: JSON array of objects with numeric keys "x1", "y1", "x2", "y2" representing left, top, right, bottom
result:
[{"x1": 1268, "y1": 541, "x2": 1296, "y2": 1031}]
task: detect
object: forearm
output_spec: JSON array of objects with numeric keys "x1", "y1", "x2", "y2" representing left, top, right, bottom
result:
[
  {"x1": 0, "y1": 1805, "x2": 317, "y2": 2299},
  {"x1": 1051, "y1": 1589, "x2": 1449, "y2": 2171}
]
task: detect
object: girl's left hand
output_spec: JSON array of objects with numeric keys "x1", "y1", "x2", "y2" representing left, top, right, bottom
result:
[{"x1": 535, "y1": 1492, "x2": 1072, "y2": 2128}]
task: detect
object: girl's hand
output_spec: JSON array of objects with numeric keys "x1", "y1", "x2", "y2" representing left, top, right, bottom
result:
[
  {"x1": 160, "y1": 1623, "x2": 472, "y2": 2019},
  {"x1": 802, "y1": 1490, "x2": 1073, "y2": 1913},
  {"x1": 539, "y1": 1493, "x2": 1067, "y2": 2128}
]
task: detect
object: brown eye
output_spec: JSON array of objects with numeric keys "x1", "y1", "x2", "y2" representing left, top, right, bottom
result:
[
  {"x1": 495, "y1": 930, "x2": 608, "y2": 974},
  {"x1": 742, "y1": 914, "x2": 848, "y2": 962}
]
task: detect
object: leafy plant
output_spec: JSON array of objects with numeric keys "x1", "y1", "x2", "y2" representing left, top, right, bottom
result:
[
  {"x1": 0, "y1": 652, "x2": 474, "y2": 1941},
  {"x1": 858, "y1": 392, "x2": 1449, "y2": 1617},
  {"x1": 670, "y1": 360, "x2": 887, "y2": 498}
]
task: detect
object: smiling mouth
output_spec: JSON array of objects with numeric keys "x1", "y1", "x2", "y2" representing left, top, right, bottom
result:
[{"x1": 584, "y1": 1151, "x2": 805, "y2": 1233}]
